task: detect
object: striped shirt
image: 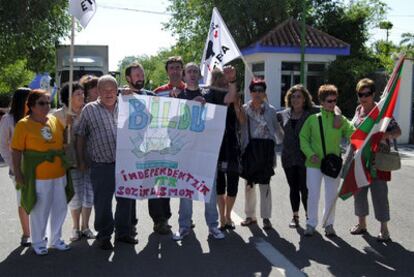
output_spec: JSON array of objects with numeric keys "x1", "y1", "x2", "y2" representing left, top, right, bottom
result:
[{"x1": 76, "y1": 99, "x2": 118, "y2": 163}]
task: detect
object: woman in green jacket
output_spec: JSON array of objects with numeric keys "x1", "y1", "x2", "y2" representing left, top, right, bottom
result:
[{"x1": 299, "y1": 85, "x2": 354, "y2": 237}]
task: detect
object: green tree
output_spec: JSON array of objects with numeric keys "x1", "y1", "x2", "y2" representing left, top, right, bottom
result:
[
  {"x1": 400, "y1": 32, "x2": 414, "y2": 58},
  {"x1": 117, "y1": 49, "x2": 177, "y2": 90},
  {"x1": 164, "y1": 0, "x2": 290, "y2": 62},
  {"x1": 0, "y1": 59, "x2": 34, "y2": 106},
  {"x1": 0, "y1": 0, "x2": 71, "y2": 72}
]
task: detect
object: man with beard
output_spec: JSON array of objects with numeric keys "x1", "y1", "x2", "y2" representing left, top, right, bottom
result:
[
  {"x1": 124, "y1": 63, "x2": 155, "y2": 96},
  {"x1": 124, "y1": 63, "x2": 156, "y2": 235}
]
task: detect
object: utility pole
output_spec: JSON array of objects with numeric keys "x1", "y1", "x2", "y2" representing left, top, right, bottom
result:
[{"x1": 300, "y1": 0, "x2": 306, "y2": 84}]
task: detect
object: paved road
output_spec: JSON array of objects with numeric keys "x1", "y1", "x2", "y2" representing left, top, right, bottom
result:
[{"x1": 0, "y1": 147, "x2": 413, "y2": 276}]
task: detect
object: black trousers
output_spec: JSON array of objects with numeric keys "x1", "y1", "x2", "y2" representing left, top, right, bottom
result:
[
  {"x1": 148, "y1": 198, "x2": 171, "y2": 224},
  {"x1": 283, "y1": 165, "x2": 308, "y2": 214}
]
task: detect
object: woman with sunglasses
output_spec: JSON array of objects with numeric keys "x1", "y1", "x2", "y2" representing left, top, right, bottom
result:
[
  {"x1": 240, "y1": 79, "x2": 283, "y2": 230},
  {"x1": 349, "y1": 78, "x2": 401, "y2": 241},
  {"x1": 11, "y1": 89, "x2": 73, "y2": 255},
  {"x1": 54, "y1": 82, "x2": 95, "y2": 242},
  {"x1": 278, "y1": 85, "x2": 343, "y2": 228},
  {"x1": 0, "y1": 88, "x2": 31, "y2": 246},
  {"x1": 299, "y1": 85, "x2": 354, "y2": 236}
]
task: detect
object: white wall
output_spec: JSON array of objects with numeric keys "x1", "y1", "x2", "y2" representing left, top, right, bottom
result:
[
  {"x1": 395, "y1": 59, "x2": 413, "y2": 144},
  {"x1": 243, "y1": 53, "x2": 336, "y2": 109}
]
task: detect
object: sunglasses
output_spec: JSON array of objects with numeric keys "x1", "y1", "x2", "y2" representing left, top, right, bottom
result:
[
  {"x1": 325, "y1": 99, "x2": 337, "y2": 104},
  {"x1": 36, "y1": 101, "x2": 51, "y2": 106},
  {"x1": 251, "y1": 88, "x2": 265, "y2": 93},
  {"x1": 357, "y1": 91, "x2": 373, "y2": 98}
]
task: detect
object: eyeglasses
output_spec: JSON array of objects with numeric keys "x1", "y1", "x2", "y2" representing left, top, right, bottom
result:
[
  {"x1": 357, "y1": 91, "x2": 373, "y2": 98},
  {"x1": 36, "y1": 101, "x2": 51, "y2": 106},
  {"x1": 325, "y1": 99, "x2": 337, "y2": 104}
]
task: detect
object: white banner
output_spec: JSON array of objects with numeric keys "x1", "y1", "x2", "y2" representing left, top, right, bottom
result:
[
  {"x1": 115, "y1": 95, "x2": 227, "y2": 202},
  {"x1": 201, "y1": 7, "x2": 242, "y2": 84},
  {"x1": 69, "y1": 0, "x2": 97, "y2": 28}
]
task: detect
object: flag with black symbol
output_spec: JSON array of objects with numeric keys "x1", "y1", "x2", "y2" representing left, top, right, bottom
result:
[
  {"x1": 69, "y1": 0, "x2": 97, "y2": 28},
  {"x1": 200, "y1": 7, "x2": 242, "y2": 84}
]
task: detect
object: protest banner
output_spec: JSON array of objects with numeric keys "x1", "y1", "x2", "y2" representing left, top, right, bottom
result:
[{"x1": 115, "y1": 94, "x2": 227, "y2": 202}]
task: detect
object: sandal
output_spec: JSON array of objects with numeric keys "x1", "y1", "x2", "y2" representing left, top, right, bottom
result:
[
  {"x1": 241, "y1": 217, "x2": 257, "y2": 226},
  {"x1": 377, "y1": 232, "x2": 391, "y2": 242},
  {"x1": 350, "y1": 224, "x2": 367, "y2": 235},
  {"x1": 224, "y1": 221, "x2": 236, "y2": 230}
]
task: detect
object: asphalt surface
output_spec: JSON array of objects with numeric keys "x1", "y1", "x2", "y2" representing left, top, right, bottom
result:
[{"x1": 0, "y1": 146, "x2": 413, "y2": 276}]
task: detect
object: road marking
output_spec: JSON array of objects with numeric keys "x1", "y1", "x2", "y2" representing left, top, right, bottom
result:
[{"x1": 231, "y1": 211, "x2": 304, "y2": 277}]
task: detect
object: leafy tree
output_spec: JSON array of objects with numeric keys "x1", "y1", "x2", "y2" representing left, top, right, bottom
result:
[
  {"x1": 164, "y1": 0, "x2": 290, "y2": 62},
  {"x1": 400, "y1": 32, "x2": 414, "y2": 58},
  {"x1": 117, "y1": 49, "x2": 175, "y2": 90},
  {"x1": 0, "y1": 0, "x2": 71, "y2": 72},
  {"x1": 400, "y1": 32, "x2": 414, "y2": 50},
  {"x1": 0, "y1": 59, "x2": 34, "y2": 106}
]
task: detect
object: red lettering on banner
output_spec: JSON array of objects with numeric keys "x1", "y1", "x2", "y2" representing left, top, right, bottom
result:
[
  {"x1": 128, "y1": 172, "x2": 138, "y2": 180},
  {"x1": 199, "y1": 185, "x2": 210, "y2": 196},
  {"x1": 184, "y1": 189, "x2": 194, "y2": 199},
  {"x1": 125, "y1": 187, "x2": 131, "y2": 195},
  {"x1": 177, "y1": 171, "x2": 186, "y2": 180},
  {"x1": 169, "y1": 188, "x2": 178, "y2": 196},
  {"x1": 186, "y1": 173, "x2": 194, "y2": 182},
  {"x1": 117, "y1": 186, "x2": 125, "y2": 195}
]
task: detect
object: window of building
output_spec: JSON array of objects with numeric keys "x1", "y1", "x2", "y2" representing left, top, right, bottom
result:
[{"x1": 252, "y1": 62, "x2": 265, "y2": 79}]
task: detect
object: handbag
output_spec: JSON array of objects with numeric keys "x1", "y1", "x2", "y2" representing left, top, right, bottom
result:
[
  {"x1": 318, "y1": 115, "x2": 342, "y2": 178},
  {"x1": 374, "y1": 139, "x2": 401, "y2": 171},
  {"x1": 241, "y1": 118, "x2": 275, "y2": 184}
]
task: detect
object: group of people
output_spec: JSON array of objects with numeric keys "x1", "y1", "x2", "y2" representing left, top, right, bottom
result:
[{"x1": 0, "y1": 56, "x2": 401, "y2": 256}]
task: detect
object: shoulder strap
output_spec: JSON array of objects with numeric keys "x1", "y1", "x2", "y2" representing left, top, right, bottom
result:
[
  {"x1": 318, "y1": 114, "x2": 326, "y2": 157},
  {"x1": 247, "y1": 117, "x2": 252, "y2": 140}
]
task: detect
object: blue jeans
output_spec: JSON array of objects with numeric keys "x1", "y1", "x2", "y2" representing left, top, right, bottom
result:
[
  {"x1": 178, "y1": 180, "x2": 218, "y2": 229},
  {"x1": 90, "y1": 162, "x2": 134, "y2": 240}
]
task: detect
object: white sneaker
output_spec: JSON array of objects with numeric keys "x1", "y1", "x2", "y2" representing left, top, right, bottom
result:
[
  {"x1": 82, "y1": 228, "x2": 96, "y2": 239},
  {"x1": 304, "y1": 225, "x2": 315, "y2": 236},
  {"x1": 172, "y1": 228, "x2": 191, "y2": 241},
  {"x1": 70, "y1": 229, "x2": 81, "y2": 241},
  {"x1": 209, "y1": 227, "x2": 225, "y2": 240},
  {"x1": 33, "y1": 245, "x2": 48, "y2": 256},
  {"x1": 49, "y1": 239, "x2": 70, "y2": 251}
]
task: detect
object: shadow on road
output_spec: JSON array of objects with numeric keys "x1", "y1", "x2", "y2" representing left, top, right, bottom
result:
[{"x1": 0, "y1": 230, "x2": 272, "y2": 276}]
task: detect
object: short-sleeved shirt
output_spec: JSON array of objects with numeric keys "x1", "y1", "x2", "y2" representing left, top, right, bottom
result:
[
  {"x1": 154, "y1": 82, "x2": 185, "y2": 97},
  {"x1": 76, "y1": 99, "x2": 118, "y2": 163},
  {"x1": 11, "y1": 115, "x2": 66, "y2": 179}
]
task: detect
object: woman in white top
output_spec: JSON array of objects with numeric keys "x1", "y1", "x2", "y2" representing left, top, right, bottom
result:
[{"x1": 0, "y1": 87, "x2": 31, "y2": 246}]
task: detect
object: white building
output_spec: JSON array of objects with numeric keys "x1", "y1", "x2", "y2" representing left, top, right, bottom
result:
[
  {"x1": 395, "y1": 58, "x2": 413, "y2": 143},
  {"x1": 242, "y1": 18, "x2": 350, "y2": 109}
]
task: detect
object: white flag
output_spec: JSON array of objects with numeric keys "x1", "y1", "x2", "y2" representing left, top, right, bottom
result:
[
  {"x1": 201, "y1": 7, "x2": 242, "y2": 84},
  {"x1": 69, "y1": 0, "x2": 97, "y2": 28}
]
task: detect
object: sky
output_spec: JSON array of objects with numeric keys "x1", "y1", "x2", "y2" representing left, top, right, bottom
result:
[{"x1": 64, "y1": 0, "x2": 414, "y2": 71}]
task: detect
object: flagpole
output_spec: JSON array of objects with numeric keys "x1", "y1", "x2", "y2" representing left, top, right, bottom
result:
[
  {"x1": 322, "y1": 191, "x2": 340, "y2": 228},
  {"x1": 67, "y1": 16, "x2": 75, "y2": 144}
]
